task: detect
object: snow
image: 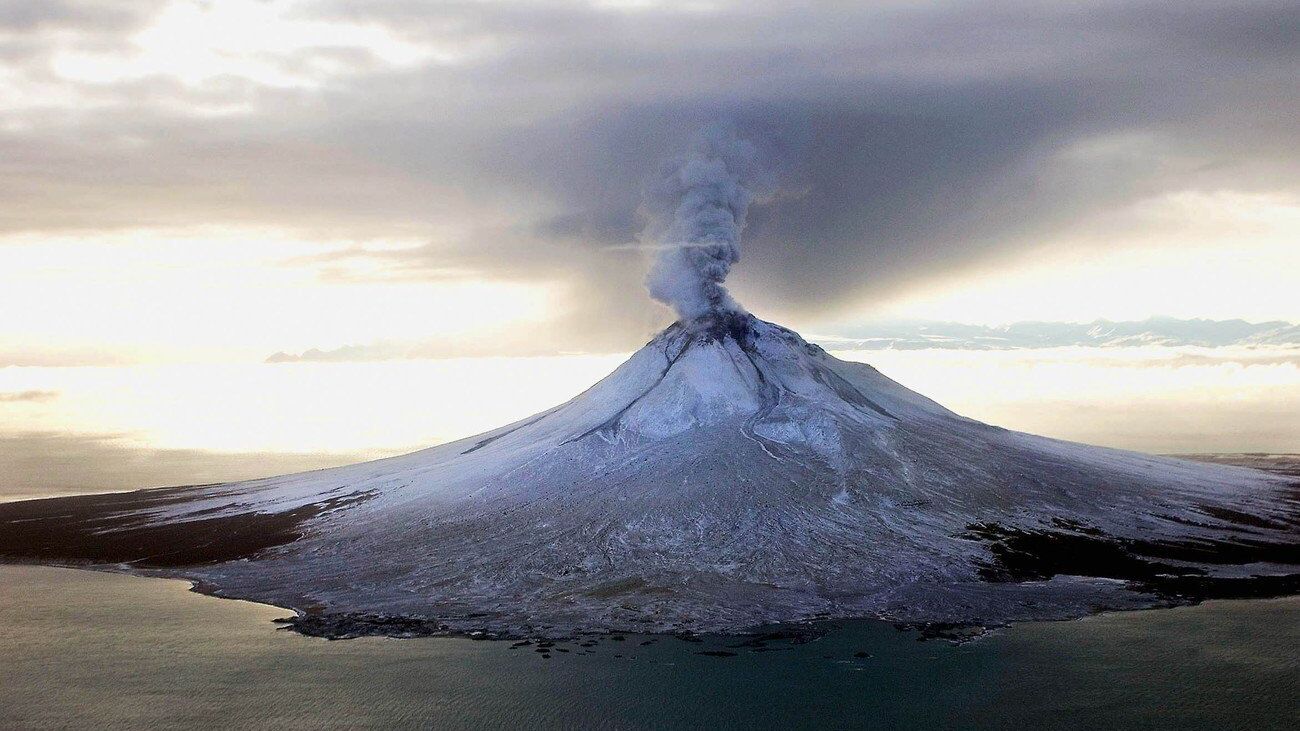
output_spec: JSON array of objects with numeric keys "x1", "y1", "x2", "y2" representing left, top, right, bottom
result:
[{"x1": 84, "y1": 313, "x2": 1298, "y2": 635}]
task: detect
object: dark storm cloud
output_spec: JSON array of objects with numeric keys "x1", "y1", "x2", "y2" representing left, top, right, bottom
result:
[{"x1": 2, "y1": 0, "x2": 1297, "y2": 349}]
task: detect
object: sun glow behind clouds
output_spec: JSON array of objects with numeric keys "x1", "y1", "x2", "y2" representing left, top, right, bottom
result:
[
  {"x1": 873, "y1": 191, "x2": 1300, "y2": 325},
  {"x1": 49, "y1": 0, "x2": 445, "y2": 90},
  {"x1": 835, "y1": 347, "x2": 1300, "y2": 454},
  {"x1": 0, "y1": 357, "x2": 629, "y2": 454},
  {"x1": 0, "y1": 228, "x2": 556, "y2": 365},
  {"x1": 0, "y1": 347, "x2": 1295, "y2": 491}
]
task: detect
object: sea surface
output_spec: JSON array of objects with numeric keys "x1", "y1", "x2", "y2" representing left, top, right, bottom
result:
[{"x1": 1, "y1": 565, "x2": 1295, "y2": 729}]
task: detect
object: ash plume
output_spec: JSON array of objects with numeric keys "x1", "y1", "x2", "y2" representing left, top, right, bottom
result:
[{"x1": 641, "y1": 125, "x2": 769, "y2": 322}]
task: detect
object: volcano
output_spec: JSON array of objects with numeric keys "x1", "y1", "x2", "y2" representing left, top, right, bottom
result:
[{"x1": 3, "y1": 311, "x2": 1297, "y2": 637}]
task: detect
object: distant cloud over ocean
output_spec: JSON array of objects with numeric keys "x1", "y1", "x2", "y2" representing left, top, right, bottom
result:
[
  {"x1": 813, "y1": 317, "x2": 1300, "y2": 351},
  {"x1": 264, "y1": 317, "x2": 1300, "y2": 363}
]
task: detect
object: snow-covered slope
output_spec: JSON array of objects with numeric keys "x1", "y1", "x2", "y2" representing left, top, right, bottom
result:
[{"x1": 2, "y1": 313, "x2": 1297, "y2": 636}]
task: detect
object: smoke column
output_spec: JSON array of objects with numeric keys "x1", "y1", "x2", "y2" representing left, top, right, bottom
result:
[{"x1": 642, "y1": 125, "x2": 768, "y2": 321}]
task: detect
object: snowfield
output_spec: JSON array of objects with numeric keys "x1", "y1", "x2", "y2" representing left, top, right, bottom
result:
[{"x1": 3, "y1": 313, "x2": 1297, "y2": 637}]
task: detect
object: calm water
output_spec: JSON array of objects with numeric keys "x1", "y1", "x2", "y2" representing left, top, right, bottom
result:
[{"x1": 1, "y1": 565, "x2": 1296, "y2": 729}]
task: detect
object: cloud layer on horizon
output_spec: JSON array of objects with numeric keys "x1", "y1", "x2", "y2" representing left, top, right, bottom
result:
[{"x1": 263, "y1": 316, "x2": 1300, "y2": 363}]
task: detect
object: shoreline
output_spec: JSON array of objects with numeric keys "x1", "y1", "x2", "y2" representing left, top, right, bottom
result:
[
  {"x1": 7, "y1": 556, "x2": 1297, "y2": 644},
  {"x1": 4, "y1": 562, "x2": 1300, "y2": 653},
  {"x1": 2, "y1": 452, "x2": 1296, "y2": 641}
]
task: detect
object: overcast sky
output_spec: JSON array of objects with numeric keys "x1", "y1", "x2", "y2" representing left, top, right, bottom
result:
[{"x1": 1, "y1": 0, "x2": 1297, "y2": 364}]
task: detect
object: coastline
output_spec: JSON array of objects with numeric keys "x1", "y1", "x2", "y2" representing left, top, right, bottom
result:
[{"x1": 2, "y1": 453, "x2": 1296, "y2": 640}]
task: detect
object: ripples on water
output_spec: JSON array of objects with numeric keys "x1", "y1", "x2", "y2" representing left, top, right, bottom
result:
[{"x1": 1, "y1": 565, "x2": 1295, "y2": 729}]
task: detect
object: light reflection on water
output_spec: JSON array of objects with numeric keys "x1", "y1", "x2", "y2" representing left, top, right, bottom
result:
[
  {"x1": 1, "y1": 565, "x2": 1295, "y2": 729},
  {"x1": 2, "y1": 567, "x2": 1300, "y2": 723}
]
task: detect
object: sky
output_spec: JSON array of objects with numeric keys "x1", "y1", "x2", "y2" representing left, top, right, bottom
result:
[{"x1": 0, "y1": 1, "x2": 1297, "y2": 495}]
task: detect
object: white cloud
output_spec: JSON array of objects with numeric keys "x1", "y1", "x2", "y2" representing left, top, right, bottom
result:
[
  {"x1": 48, "y1": 0, "x2": 441, "y2": 91},
  {"x1": 871, "y1": 190, "x2": 1300, "y2": 325}
]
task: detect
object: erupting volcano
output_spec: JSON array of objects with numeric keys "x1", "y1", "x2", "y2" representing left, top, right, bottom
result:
[{"x1": 2, "y1": 129, "x2": 1296, "y2": 638}]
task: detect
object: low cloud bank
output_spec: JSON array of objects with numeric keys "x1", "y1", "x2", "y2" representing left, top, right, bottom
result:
[
  {"x1": 818, "y1": 317, "x2": 1300, "y2": 351},
  {"x1": 267, "y1": 317, "x2": 1300, "y2": 363}
]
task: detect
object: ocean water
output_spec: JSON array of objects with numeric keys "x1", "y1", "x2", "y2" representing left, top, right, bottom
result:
[{"x1": 1, "y1": 565, "x2": 1295, "y2": 729}]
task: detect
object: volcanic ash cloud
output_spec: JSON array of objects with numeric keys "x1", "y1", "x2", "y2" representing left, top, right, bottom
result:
[{"x1": 641, "y1": 125, "x2": 770, "y2": 322}]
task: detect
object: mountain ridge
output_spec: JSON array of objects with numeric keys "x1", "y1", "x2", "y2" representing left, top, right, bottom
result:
[{"x1": 3, "y1": 313, "x2": 1298, "y2": 638}]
